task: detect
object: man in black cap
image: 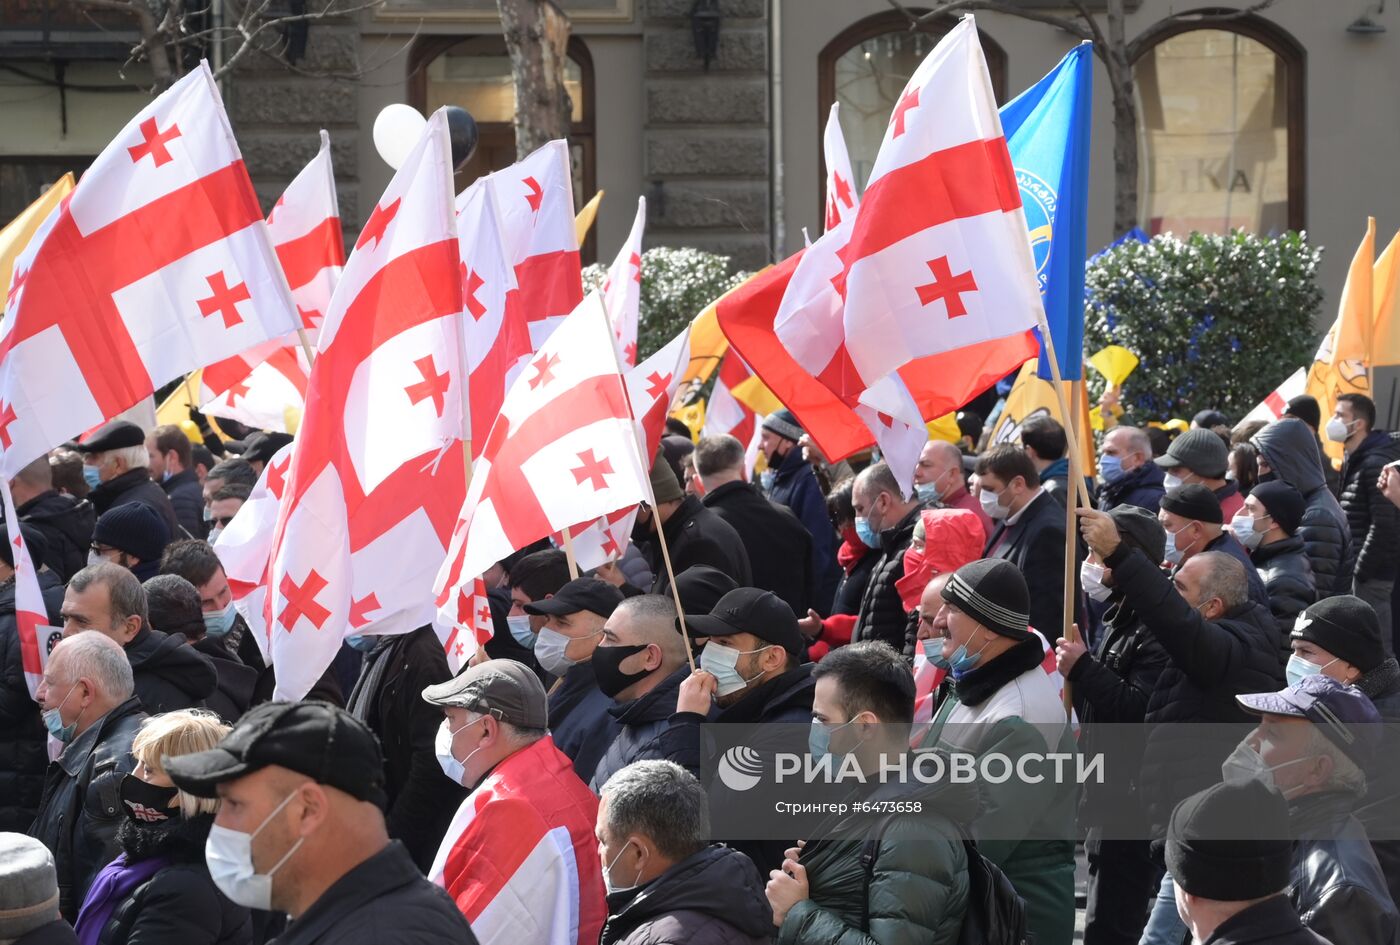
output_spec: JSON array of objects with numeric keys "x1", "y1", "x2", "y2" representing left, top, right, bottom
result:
[
  {"x1": 525, "y1": 576, "x2": 625, "y2": 781},
  {"x1": 145, "y1": 424, "x2": 207, "y2": 539},
  {"x1": 919, "y1": 557, "x2": 1077, "y2": 945},
  {"x1": 631, "y1": 452, "x2": 750, "y2": 594},
  {"x1": 1155, "y1": 427, "x2": 1244, "y2": 521},
  {"x1": 1240, "y1": 480, "x2": 1317, "y2": 638},
  {"x1": 1159, "y1": 483, "x2": 1269, "y2": 611},
  {"x1": 1284, "y1": 393, "x2": 1343, "y2": 499},
  {"x1": 164, "y1": 701, "x2": 475, "y2": 945},
  {"x1": 1234, "y1": 675, "x2": 1398, "y2": 944},
  {"x1": 9, "y1": 454, "x2": 94, "y2": 582},
  {"x1": 72, "y1": 420, "x2": 181, "y2": 540},
  {"x1": 1054, "y1": 506, "x2": 1171, "y2": 945},
  {"x1": 1287, "y1": 594, "x2": 1400, "y2": 905},
  {"x1": 90, "y1": 502, "x2": 170, "y2": 582},
  {"x1": 1165, "y1": 780, "x2": 1323, "y2": 945},
  {"x1": 760, "y1": 410, "x2": 838, "y2": 610},
  {"x1": 238, "y1": 431, "x2": 294, "y2": 475}
]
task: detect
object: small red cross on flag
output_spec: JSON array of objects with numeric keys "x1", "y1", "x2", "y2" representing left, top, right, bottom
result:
[
  {"x1": 915, "y1": 256, "x2": 978, "y2": 318},
  {"x1": 197, "y1": 272, "x2": 251, "y2": 329},
  {"x1": 571, "y1": 449, "x2": 615, "y2": 491},
  {"x1": 127, "y1": 117, "x2": 182, "y2": 167},
  {"x1": 603, "y1": 198, "x2": 647, "y2": 367}
]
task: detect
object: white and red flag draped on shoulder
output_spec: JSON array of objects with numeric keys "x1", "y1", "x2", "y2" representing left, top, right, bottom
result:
[
  {"x1": 602, "y1": 197, "x2": 646, "y2": 367},
  {"x1": 264, "y1": 109, "x2": 466, "y2": 699},
  {"x1": 216, "y1": 442, "x2": 294, "y2": 662},
  {"x1": 839, "y1": 15, "x2": 1044, "y2": 389},
  {"x1": 0, "y1": 470, "x2": 48, "y2": 699},
  {"x1": 490, "y1": 140, "x2": 582, "y2": 349},
  {"x1": 0, "y1": 62, "x2": 300, "y2": 477},
  {"x1": 457, "y1": 176, "x2": 527, "y2": 457},
  {"x1": 702, "y1": 353, "x2": 764, "y2": 476},
  {"x1": 558, "y1": 324, "x2": 690, "y2": 570},
  {"x1": 201, "y1": 131, "x2": 344, "y2": 433},
  {"x1": 435, "y1": 291, "x2": 650, "y2": 604}
]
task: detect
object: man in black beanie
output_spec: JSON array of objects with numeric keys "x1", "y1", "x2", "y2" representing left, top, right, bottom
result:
[
  {"x1": 1241, "y1": 480, "x2": 1316, "y2": 640},
  {"x1": 1055, "y1": 505, "x2": 1171, "y2": 945},
  {"x1": 1166, "y1": 780, "x2": 1322, "y2": 945},
  {"x1": 1288, "y1": 594, "x2": 1400, "y2": 905},
  {"x1": 920, "y1": 558, "x2": 1077, "y2": 945},
  {"x1": 1160, "y1": 483, "x2": 1269, "y2": 610}
]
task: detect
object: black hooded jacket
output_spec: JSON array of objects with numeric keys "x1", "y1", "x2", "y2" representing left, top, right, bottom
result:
[
  {"x1": 601, "y1": 845, "x2": 774, "y2": 945},
  {"x1": 1252, "y1": 419, "x2": 1353, "y2": 597},
  {"x1": 124, "y1": 626, "x2": 218, "y2": 714},
  {"x1": 17, "y1": 490, "x2": 95, "y2": 582}
]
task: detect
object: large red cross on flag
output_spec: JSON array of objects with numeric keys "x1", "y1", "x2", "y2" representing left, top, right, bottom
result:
[
  {"x1": 200, "y1": 131, "x2": 344, "y2": 433},
  {"x1": 435, "y1": 291, "x2": 650, "y2": 606},
  {"x1": 0, "y1": 470, "x2": 49, "y2": 700},
  {"x1": 602, "y1": 197, "x2": 647, "y2": 368},
  {"x1": 264, "y1": 109, "x2": 467, "y2": 699},
  {"x1": 0, "y1": 62, "x2": 300, "y2": 477},
  {"x1": 217, "y1": 441, "x2": 295, "y2": 664},
  {"x1": 839, "y1": 15, "x2": 1044, "y2": 389}
]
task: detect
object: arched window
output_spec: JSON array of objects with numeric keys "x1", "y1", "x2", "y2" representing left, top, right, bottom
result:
[
  {"x1": 409, "y1": 36, "x2": 595, "y2": 252},
  {"x1": 1133, "y1": 19, "x2": 1304, "y2": 234},
  {"x1": 817, "y1": 11, "x2": 1007, "y2": 198}
]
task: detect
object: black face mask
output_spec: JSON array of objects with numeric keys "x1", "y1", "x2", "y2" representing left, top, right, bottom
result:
[
  {"x1": 592, "y1": 644, "x2": 653, "y2": 699},
  {"x1": 120, "y1": 774, "x2": 179, "y2": 825},
  {"x1": 1257, "y1": 471, "x2": 1278, "y2": 484}
]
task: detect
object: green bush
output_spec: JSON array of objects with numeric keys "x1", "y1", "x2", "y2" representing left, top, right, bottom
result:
[
  {"x1": 583, "y1": 246, "x2": 749, "y2": 361},
  {"x1": 1083, "y1": 230, "x2": 1323, "y2": 423}
]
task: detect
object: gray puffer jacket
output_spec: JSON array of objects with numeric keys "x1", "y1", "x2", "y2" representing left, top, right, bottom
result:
[{"x1": 1253, "y1": 419, "x2": 1353, "y2": 598}]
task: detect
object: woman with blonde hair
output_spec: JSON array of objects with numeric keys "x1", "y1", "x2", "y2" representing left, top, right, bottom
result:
[{"x1": 73, "y1": 709, "x2": 251, "y2": 945}]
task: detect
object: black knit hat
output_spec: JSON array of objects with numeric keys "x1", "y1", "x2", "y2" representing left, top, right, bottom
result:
[
  {"x1": 1290, "y1": 594, "x2": 1384, "y2": 673},
  {"x1": 1165, "y1": 780, "x2": 1292, "y2": 901},
  {"x1": 940, "y1": 558, "x2": 1030, "y2": 638},
  {"x1": 1108, "y1": 505, "x2": 1166, "y2": 565},
  {"x1": 93, "y1": 503, "x2": 170, "y2": 562},
  {"x1": 1249, "y1": 480, "x2": 1305, "y2": 536},
  {"x1": 1160, "y1": 483, "x2": 1223, "y2": 524},
  {"x1": 1284, "y1": 395, "x2": 1322, "y2": 429}
]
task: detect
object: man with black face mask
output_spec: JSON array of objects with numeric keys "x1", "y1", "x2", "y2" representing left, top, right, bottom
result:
[{"x1": 588, "y1": 595, "x2": 691, "y2": 792}]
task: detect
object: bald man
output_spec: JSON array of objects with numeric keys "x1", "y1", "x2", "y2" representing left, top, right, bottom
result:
[
  {"x1": 915, "y1": 439, "x2": 991, "y2": 540},
  {"x1": 588, "y1": 595, "x2": 692, "y2": 792}
]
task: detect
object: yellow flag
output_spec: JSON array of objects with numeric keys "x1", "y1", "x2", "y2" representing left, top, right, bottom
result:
[
  {"x1": 574, "y1": 190, "x2": 605, "y2": 246},
  {"x1": 989, "y1": 360, "x2": 1094, "y2": 470},
  {"x1": 671, "y1": 399, "x2": 705, "y2": 440},
  {"x1": 680, "y1": 267, "x2": 775, "y2": 386},
  {"x1": 926, "y1": 413, "x2": 961, "y2": 444},
  {"x1": 1087, "y1": 345, "x2": 1140, "y2": 388},
  {"x1": 1370, "y1": 228, "x2": 1400, "y2": 428},
  {"x1": 154, "y1": 370, "x2": 230, "y2": 440},
  {"x1": 730, "y1": 372, "x2": 782, "y2": 418},
  {"x1": 1307, "y1": 218, "x2": 1375, "y2": 466},
  {"x1": 0, "y1": 173, "x2": 75, "y2": 315}
]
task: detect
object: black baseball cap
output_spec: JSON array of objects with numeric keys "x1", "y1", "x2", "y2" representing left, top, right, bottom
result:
[
  {"x1": 164, "y1": 701, "x2": 387, "y2": 806},
  {"x1": 685, "y1": 587, "x2": 803, "y2": 655},
  {"x1": 523, "y1": 576, "x2": 623, "y2": 618},
  {"x1": 242, "y1": 432, "x2": 294, "y2": 466},
  {"x1": 73, "y1": 420, "x2": 145, "y2": 453}
]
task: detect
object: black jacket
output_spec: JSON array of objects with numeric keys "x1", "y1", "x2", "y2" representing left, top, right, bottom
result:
[
  {"x1": 95, "y1": 813, "x2": 251, "y2": 945},
  {"x1": 548, "y1": 659, "x2": 624, "y2": 784},
  {"x1": 1287, "y1": 790, "x2": 1399, "y2": 945},
  {"x1": 88, "y1": 469, "x2": 181, "y2": 544},
  {"x1": 1340, "y1": 431, "x2": 1400, "y2": 583},
  {"x1": 0, "y1": 570, "x2": 64, "y2": 832},
  {"x1": 1251, "y1": 536, "x2": 1317, "y2": 642},
  {"x1": 1104, "y1": 544, "x2": 1285, "y2": 834},
  {"x1": 124, "y1": 626, "x2": 217, "y2": 714},
  {"x1": 642, "y1": 495, "x2": 752, "y2": 595},
  {"x1": 17, "y1": 490, "x2": 95, "y2": 582},
  {"x1": 1200, "y1": 894, "x2": 1332, "y2": 945},
  {"x1": 601, "y1": 844, "x2": 774, "y2": 945},
  {"x1": 31, "y1": 696, "x2": 147, "y2": 920},
  {"x1": 1196, "y1": 531, "x2": 1272, "y2": 612},
  {"x1": 703, "y1": 480, "x2": 813, "y2": 616},
  {"x1": 984, "y1": 490, "x2": 1075, "y2": 642},
  {"x1": 766, "y1": 447, "x2": 840, "y2": 613},
  {"x1": 1253, "y1": 420, "x2": 1353, "y2": 597},
  {"x1": 14, "y1": 920, "x2": 79, "y2": 945},
  {"x1": 1097, "y1": 460, "x2": 1165, "y2": 514},
  {"x1": 192, "y1": 636, "x2": 258, "y2": 724},
  {"x1": 852, "y1": 505, "x2": 920, "y2": 652},
  {"x1": 270, "y1": 840, "x2": 477, "y2": 945},
  {"x1": 160, "y1": 468, "x2": 206, "y2": 541},
  {"x1": 345, "y1": 626, "x2": 465, "y2": 872},
  {"x1": 589, "y1": 665, "x2": 690, "y2": 792},
  {"x1": 831, "y1": 544, "x2": 876, "y2": 618},
  {"x1": 226, "y1": 615, "x2": 343, "y2": 708}
]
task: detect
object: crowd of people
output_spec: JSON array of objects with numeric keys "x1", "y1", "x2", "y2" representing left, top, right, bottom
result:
[{"x1": 2, "y1": 389, "x2": 1400, "y2": 945}]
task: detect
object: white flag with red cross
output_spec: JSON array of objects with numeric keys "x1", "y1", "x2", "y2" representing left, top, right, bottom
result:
[
  {"x1": 436, "y1": 576, "x2": 494, "y2": 674},
  {"x1": 217, "y1": 441, "x2": 294, "y2": 662},
  {"x1": 457, "y1": 176, "x2": 528, "y2": 458},
  {"x1": 1242, "y1": 366, "x2": 1307, "y2": 425},
  {"x1": 0, "y1": 62, "x2": 300, "y2": 477},
  {"x1": 435, "y1": 291, "x2": 650, "y2": 604},
  {"x1": 775, "y1": 102, "x2": 927, "y2": 495},
  {"x1": 264, "y1": 109, "x2": 466, "y2": 699},
  {"x1": 489, "y1": 140, "x2": 583, "y2": 349},
  {"x1": 702, "y1": 354, "x2": 764, "y2": 477},
  {"x1": 602, "y1": 197, "x2": 646, "y2": 368},
  {"x1": 558, "y1": 324, "x2": 690, "y2": 570},
  {"x1": 201, "y1": 131, "x2": 344, "y2": 433},
  {"x1": 840, "y1": 16, "x2": 1044, "y2": 392},
  {"x1": 0, "y1": 470, "x2": 49, "y2": 700}
]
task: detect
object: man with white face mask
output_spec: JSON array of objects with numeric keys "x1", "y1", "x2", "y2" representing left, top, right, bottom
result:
[
  {"x1": 164, "y1": 701, "x2": 474, "y2": 945},
  {"x1": 1232, "y1": 675, "x2": 1396, "y2": 945},
  {"x1": 422, "y1": 659, "x2": 605, "y2": 945},
  {"x1": 1159, "y1": 483, "x2": 1270, "y2": 613},
  {"x1": 1239, "y1": 481, "x2": 1316, "y2": 639}
]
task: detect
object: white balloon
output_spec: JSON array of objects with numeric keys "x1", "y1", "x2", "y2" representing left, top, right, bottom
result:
[{"x1": 373, "y1": 104, "x2": 428, "y2": 171}]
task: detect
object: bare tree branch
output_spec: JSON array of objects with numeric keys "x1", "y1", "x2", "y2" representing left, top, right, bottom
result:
[
  {"x1": 892, "y1": 0, "x2": 1093, "y2": 41},
  {"x1": 1126, "y1": 0, "x2": 1279, "y2": 61}
]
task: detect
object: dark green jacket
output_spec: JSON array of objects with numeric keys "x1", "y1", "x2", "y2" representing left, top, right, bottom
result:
[{"x1": 776, "y1": 778, "x2": 979, "y2": 945}]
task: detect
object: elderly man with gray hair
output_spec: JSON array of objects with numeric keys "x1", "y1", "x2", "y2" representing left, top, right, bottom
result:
[
  {"x1": 597, "y1": 761, "x2": 771, "y2": 945},
  {"x1": 70, "y1": 420, "x2": 180, "y2": 540},
  {"x1": 29, "y1": 632, "x2": 147, "y2": 921}
]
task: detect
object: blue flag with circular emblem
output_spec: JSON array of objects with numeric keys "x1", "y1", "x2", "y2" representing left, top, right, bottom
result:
[{"x1": 1000, "y1": 43, "x2": 1094, "y2": 381}]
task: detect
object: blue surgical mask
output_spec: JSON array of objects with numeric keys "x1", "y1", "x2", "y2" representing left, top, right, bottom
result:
[
  {"x1": 1098, "y1": 454, "x2": 1125, "y2": 485},
  {"x1": 345, "y1": 634, "x2": 378, "y2": 653},
  {"x1": 808, "y1": 717, "x2": 856, "y2": 760},
  {"x1": 1164, "y1": 525, "x2": 1197, "y2": 566},
  {"x1": 699, "y1": 641, "x2": 770, "y2": 696},
  {"x1": 759, "y1": 470, "x2": 775, "y2": 492},
  {"x1": 914, "y1": 481, "x2": 940, "y2": 504},
  {"x1": 42, "y1": 682, "x2": 81, "y2": 743},
  {"x1": 1285, "y1": 653, "x2": 1338, "y2": 688},
  {"x1": 82, "y1": 465, "x2": 102, "y2": 490},
  {"x1": 203, "y1": 601, "x2": 236, "y2": 638},
  {"x1": 948, "y1": 631, "x2": 994, "y2": 679},
  {"x1": 915, "y1": 637, "x2": 950, "y2": 671},
  {"x1": 507, "y1": 614, "x2": 537, "y2": 649},
  {"x1": 854, "y1": 516, "x2": 881, "y2": 549}
]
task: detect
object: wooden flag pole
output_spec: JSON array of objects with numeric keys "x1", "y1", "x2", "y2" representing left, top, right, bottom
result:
[
  {"x1": 295, "y1": 326, "x2": 318, "y2": 369},
  {"x1": 1060, "y1": 377, "x2": 1085, "y2": 715},
  {"x1": 562, "y1": 528, "x2": 580, "y2": 579}
]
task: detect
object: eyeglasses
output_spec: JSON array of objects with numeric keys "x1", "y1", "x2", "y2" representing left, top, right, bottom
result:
[
  {"x1": 89, "y1": 543, "x2": 115, "y2": 556},
  {"x1": 210, "y1": 516, "x2": 236, "y2": 528}
]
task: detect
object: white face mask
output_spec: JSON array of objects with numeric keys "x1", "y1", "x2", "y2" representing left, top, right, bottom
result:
[
  {"x1": 435, "y1": 715, "x2": 486, "y2": 787},
  {"x1": 87, "y1": 550, "x2": 106, "y2": 568},
  {"x1": 1229, "y1": 511, "x2": 1267, "y2": 551},
  {"x1": 1325, "y1": 417, "x2": 1356, "y2": 443},
  {"x1": 533, "y1": 625, "x2": 600, "y2": 676},
  {"x1": 1081, "y1": 561, "x2": 1111, "y2": 602},
  {"x1": 699, "y1": 642, "x2": 770, "y2": 696},
  {"x1": 979, "y1": 488, "x2": 1008, "y2": 520},
  {"x1": 205, "y1": 789, "x2": 305, "y2": 911},
  {"x1": 1162, "y1": 472, "x2": 1185, "y2": 492},
  {"x1": 603, "y1": 838, "x2": 645, "y2": 896},
  {"x1": 1220, "y1": 741, "x2": 1315, "y2": 799}
]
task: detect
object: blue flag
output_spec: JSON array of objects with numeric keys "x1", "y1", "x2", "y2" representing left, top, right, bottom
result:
[{"x1": 1000, "y1": 44, "x2": 1094, "y2": 381}]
